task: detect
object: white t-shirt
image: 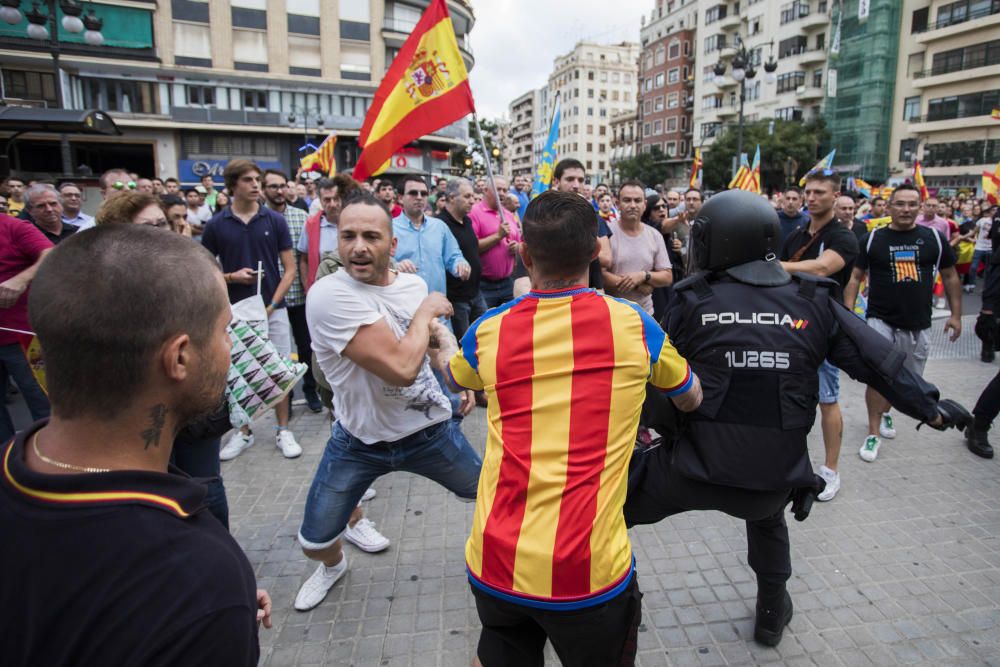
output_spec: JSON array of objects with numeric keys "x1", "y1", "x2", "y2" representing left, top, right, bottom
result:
[
  {"x1": 306, "y1": 270, "x2": 451, "y2": 444},
  {"x1": 975, "y1": 217, "x2": 993, "y2": 252}
]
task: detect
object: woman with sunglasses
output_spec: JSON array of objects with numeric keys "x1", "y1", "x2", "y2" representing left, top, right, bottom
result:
[{"x1": 642, "y1": 193, "x2": 674, "y2": 322}]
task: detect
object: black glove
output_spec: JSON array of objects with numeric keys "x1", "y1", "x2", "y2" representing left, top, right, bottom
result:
[
  {"x1": 918, "y1": 398, "x2": 973, "y2": 433},
  {"x1": 975, "y1": 312, "x2": 997, "y2": 345},
  {"x1": 789, "y1": 474, "x2": 826, "y2": 522}
]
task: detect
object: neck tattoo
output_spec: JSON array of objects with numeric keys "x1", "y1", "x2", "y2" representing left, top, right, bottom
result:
[{"x1": 140, "y1": 404, "x2": 167, "y2": 450}]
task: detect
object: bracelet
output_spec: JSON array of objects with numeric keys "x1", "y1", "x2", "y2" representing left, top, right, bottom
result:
[{"x1": 270, "y1": 302, "x2": 279, "y2": 309}]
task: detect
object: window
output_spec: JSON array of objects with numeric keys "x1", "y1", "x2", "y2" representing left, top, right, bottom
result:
[
  {"x1": 644, "y1": 54, "x2": 654, "y2": 70},
  {"x1": 930, "y1": 39, "x2": 1000, "y2": 76},
  {"x1": 705, "y1": 4, "x2": 728, "y2": 24},
  {"x1": 812, "y1": 68, "x2": 823, "y2": 88},
  {"x1": 774, "y1": 107, "x2": 803, "y2": 121},
  {"x1": 899, "y1": 138, "x2": 917, "y2": 162},
  {"x1": 780, "y1": 0, "x2": 810, "y2": 24},
  {"x1": 705, "y1": 34, "x2": 727, "y2": 53},
  {"x1": 2, "y1": 69, "x2": 57, "y2": 104},
  {"x1": 927, "y1": 89, "x2": 1000, "y2": 120},
  {"x1": 612, "y1": 72, "x2": 621, "y2": 83},
  {"x1": 668, "y1": 92, "x2": 679, "y2": 108},
  {"x1": 703, "y1": 65, "x2": 716, "y2": 82},
  {"x1": 186, "y1": 85, "x2": 216, "y2": 107},
  {"x1": 655, "y1": 73, "x2": 665, "y2": 87},
  {"x1": 587, "y1": 107, "x2": 594, "y2": 116},
  {"x1": 611, "y1": 90, "x2": 619, "y2": 101},
  {"x1": 289, "y1": 35, "x2": 321, "y2": 73},
  {"x1": 599, "y1": 143, "x2": 605, "y2": 152},
  {"x1": 624, "y1": 73, "x2": 632, "y2": 83},
  {"x1": 668, "y1": 68, "x2": 680, "y2": 84},
  {"x1": 744, "y1": 80, "x2": 761, "y2": 102},
  {"x1": 644, "y1": 100, "x2": 653, "y2": 113},
  {"x1": 778, "y1": 35, "x2": 808, "y2": 58},
  {"x1": 655, "y1": 46, "x2": 666, "y2": 65},
  {"x1": 341, "y1": 42, "x2": 371, "y2": 79},
  {"x1": 936, "y1": 0, "x2": 1000, "y2": 29},
  {"x1": 588, "y1": 71, "x2": 595, "y2": 80},
  {"x1": 601, "y1": 71, "x2": 608, "y2": 82},
  {"x1": 924, "y1": 139, "x2": 1000, "y2": 165},
  {"x1": 666, "y1": 116, "x2": 678, "y2": 132},
  {"x1": 668, "y1": 41, "x2": 681, "y2": 59},
  {"x1": 243, "y1": 90, "x2": 268, "y2": 110},
  {"x1": 173, "y1": 21, "x2": 212, "y2": 61},
  {"x1": 644, "y1": 122, "x2": 651, "y2": 137},
  {"x1": 587, "y1": 88, "x2": 594, "y2": 98},
  {"x1": 749, "y1": 16, "x2": 762, "y2": 34},
  {"x1": 653, "y1": 120, "x2": 663, "y2": 134},
  {"x1": 702, "y1": 94, "x2": 721, "y2": 110},
  {"x1": 586, "y1": 142, "x2": 593, "y2": 152},
  {"x1": 666, "y1": 141, "x2": 676, "y2": 156},
  {"x1": 599, "y1": 126, "x2": 607, "y2": 136},
  {"x1": 776, "y1": 71, "x2": 805, "y2": 93},
  {"x1": 233, "y1": 29, "x2": 268, "y2": 65},
  {"x1": 338, "y1": 0, "x2": 369, "y2": 22},
  {"x1": 654, "y1": 96, "x2": 664, "y2": 111},
  {"x1": 701, "y1": 122, "x2": 720, "y2": 138}
]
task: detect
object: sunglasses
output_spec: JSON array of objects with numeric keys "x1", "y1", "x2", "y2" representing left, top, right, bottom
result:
[
  {"x1": 406, "y1": 189, "x2": 429, "y2": 197},
  {"x1": 113, "y1": 180, "x2": 137, "y2": 191},
  {"x1": 653, "y1": 203, "x2": 667, "y2": 209}
]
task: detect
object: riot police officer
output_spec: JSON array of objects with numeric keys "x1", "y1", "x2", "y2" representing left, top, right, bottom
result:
[
  {"x1": 625, "y1": 190, "x2": 972, "y2": 647},
  {"x1": 968, "y1": 202, "x2": 1000, "y2": 457}
]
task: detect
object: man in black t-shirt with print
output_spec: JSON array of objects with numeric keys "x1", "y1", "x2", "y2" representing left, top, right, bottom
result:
[
  {"x1": 844, "y1": 184, "x2": 961, "y2": 463},
  {"x1": 781, "y1": 171, "x2": 859, "y2": 502}
]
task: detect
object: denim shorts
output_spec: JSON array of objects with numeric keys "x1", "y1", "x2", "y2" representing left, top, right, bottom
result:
[
  {"x1": 817, "y1": 359, "x2": 840, "y2": 405},
  {"x1": 298, "y1": 419, "x2": 482, "y2": 550}
]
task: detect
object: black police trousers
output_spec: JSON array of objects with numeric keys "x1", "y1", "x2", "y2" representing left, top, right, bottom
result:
[
  {"x1": 624, "y1": 441, "x2": 791, "y2": 607},
  {"x1": 973, "y1": 370, "x2": 1000, "y2": 430}
]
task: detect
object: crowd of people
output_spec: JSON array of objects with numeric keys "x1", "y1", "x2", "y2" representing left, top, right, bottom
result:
[{"x1": 0, "y1": 157, "x2": 995, "y2": 665}]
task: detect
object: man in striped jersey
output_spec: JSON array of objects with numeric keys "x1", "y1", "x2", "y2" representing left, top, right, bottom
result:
[{"x1": 444, "y1": 191, "x2": 702, "y2": 666}]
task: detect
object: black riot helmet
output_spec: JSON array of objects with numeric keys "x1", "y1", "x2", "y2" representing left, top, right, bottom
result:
[{"x1": 687, "y1": 190, "x2": 781, "y2": 273}]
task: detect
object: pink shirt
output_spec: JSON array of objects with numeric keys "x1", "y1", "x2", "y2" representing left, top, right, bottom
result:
[
  {"x1": 0, "y1": 215, "x2": 53, "y2": 346},
  {"x1": 916, "y1": 214, "x2": 951, "y2": 240},
  {"x1": 470, "y1": 201, "x2": 522, "y2": 280}
]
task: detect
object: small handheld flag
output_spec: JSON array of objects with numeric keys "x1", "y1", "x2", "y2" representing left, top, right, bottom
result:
[
  {"x1": 992, "y1": 106, "x2": 1000, "y2": 121},
  {"x1": 983, "y1": 162, "x2": 1000, "y2": 206},
  {"x1": 748, "y1": 145, "x2": 761, "y2": 195},
  {"x1": 299, "y1": 133, "x2": 337, "y2": 177},
  {"x1": 689, "y1": 147, "x2": 702, "y2": 189},
  {"x1": 913, "y1": 159, "x2": 929, "y2": 201},
  {"x1": 799, "y1": 149, "x2": 836, "y2": 186},
  {"x1": 729, "y1": 153, "x2": 751, "y2": 190},
  {"x1": 532, "y1": 95, "x2": 561, "y2": 199}
]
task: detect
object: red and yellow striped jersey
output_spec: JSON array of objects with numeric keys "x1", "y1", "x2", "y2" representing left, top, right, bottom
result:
[{"x1": 448, "y1": 286, "x2": 693, "y2": 609}]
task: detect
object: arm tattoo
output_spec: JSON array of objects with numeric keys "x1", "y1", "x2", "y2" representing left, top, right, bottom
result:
[{"x1": 140, "y1": 404, "x2": 168, "y2": 450}]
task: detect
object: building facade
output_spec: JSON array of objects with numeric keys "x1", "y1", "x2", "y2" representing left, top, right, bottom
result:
[
  {"x1": 547, "y1": 41, "x2": 640, "y2": 185},
  {"x1": 609, "y1": 108, "x2": 639, "y2": 181},
  {"x1": 639, "y1": 0, "x2": 698, "y2": 186},
  {"x1": 692, "y1": 0, "x2": 830, "y2": 152},
  {"x1": 887, "y1": 0, "x2": 1000, "y2": 195},
  {"x1": 508, "y1": 87, "x2": 542, "y2": 178},
  {"x1": 0, "y1": 0, "x2": 473, "y2": 185}
]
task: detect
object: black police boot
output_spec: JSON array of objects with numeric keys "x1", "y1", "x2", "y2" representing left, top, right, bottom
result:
[
  {"x1": 966, "y1": 428, "x2": 995, "y2": 459},
  {"x1": 983, "y1": 342, "x2": 996, "y2": 363},
  {"x1": 754, "y1": 590, "x2": 793, "y2": 647}
]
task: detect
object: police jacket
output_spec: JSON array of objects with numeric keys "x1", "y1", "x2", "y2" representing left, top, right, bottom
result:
[{"x1": 655, "y1": 264, "x2": 941, "y2": 492}]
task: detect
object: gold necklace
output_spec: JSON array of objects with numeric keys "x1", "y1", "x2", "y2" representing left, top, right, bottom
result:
[{"x1": 31, "y1": 432, "x2": 111, "y2": 474}]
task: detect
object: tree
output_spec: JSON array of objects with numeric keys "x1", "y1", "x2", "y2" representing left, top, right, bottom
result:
[
  {"x1": 451, "y1": 117, "x2": 504, "y2": 174},
  {"x1": 701, "y1": 119, "x2": 830, "y2": 193},
  {"x1": 615, "y1": 147, "x2": 671, "y2": 187}
]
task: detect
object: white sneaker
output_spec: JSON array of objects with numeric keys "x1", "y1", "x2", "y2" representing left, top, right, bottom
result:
[
  {"x1": 343, "y1": 518, "x2": 390, "y2": 553},
  {"x1": 859, "y1": 435, "x2": 881, "y2": 462},
  {"x1": 294, "y1": 557, "x2": 348, "y2": 611},
  {"x1": 276, "y1": 429, "x2": 302, "y2": 458},
  {"x1": 816, "y1": 465, "x2": 841, "y2": 502},
  {"x1": 361, "y1": 487, "x2": 376, "y2": 502},
  {"x1": 879, "y1": 413, "x2": 897, "y2": 439},
  {"x1": 219, "y1": 430, "x2": 254, "y2": 461}
]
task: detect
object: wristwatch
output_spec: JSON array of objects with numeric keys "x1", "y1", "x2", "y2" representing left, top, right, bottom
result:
[{"x1": 644, "y1": 271, "x2": 651, "y2": 284}]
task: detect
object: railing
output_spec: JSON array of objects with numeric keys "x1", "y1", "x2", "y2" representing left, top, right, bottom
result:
[
  {"x1": 914, "y1": 3, "x2": 1000, "y2": 33},
  {"x1": 914, "y1": 56, "x2": 1000, "y2": 78},
  {"x1": 908, "y1": 109, "x2": 998, "y2": 123}
]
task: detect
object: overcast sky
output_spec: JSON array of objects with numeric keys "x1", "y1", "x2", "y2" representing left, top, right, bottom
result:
[{"x1": 466, "y1": 0, "x2": 652, "y2": 120}]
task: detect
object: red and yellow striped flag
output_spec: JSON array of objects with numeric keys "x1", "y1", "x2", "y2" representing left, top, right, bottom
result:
[
  {"x1": 913, "y1": 159, "x2": 929, "y2": 201},
  {"x1": 992, "y1": 106, "x2": 1000, "y2": 120},
  {"x1": 689, "y1": 148, "x2": 702, "y2": 188},
  {"x1": 983, "y1": 162, "x2": 1000, "y2": 206},
  {"x1": 300, "y1": 133, "x2": 337, "y2": 176},
  {"x1": 352, "y1": 0, "x2": 475, "y2": 181}
]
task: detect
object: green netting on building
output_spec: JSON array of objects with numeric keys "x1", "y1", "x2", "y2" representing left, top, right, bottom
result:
[{"x1": 824, "y1": 0, "x2": 902, "y2": 182}]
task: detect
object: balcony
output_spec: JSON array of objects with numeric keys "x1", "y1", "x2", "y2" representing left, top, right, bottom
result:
[
  {"x1": 715, "y1": 76, "x2": 738, "y2": 89},
  {"x1": 801, "y1": 12, "x2": 829, "y2": 31},
  {"x1": 796, "y1": 85, "x2": 823, "y2": 101},
  {"x1": 720, "y1": 45, "x2": 737, "y2": 58},
  {"x1": 913, "y1": 63, "x2": 1000, "y2": 89},
  {"x1": 915, "y1": 4, "x2": 1000, "y2": 43},
  {"x1": 717, "y1": 106, "x2": 737, "y2": 119},
  {"x1": 798, "y1": 48, "x2": 826, "y2": 66},
  {"x1": 908, "y1": 112, "x2": 999, "y2": 134},
  {"x1": 719, "y1": 13, "x2": 741, "y2": 31}
]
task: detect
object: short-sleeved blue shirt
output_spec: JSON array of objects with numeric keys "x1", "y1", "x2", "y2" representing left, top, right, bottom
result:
[{"x1": 202, "y1": 205, "x2": 293, "y2": 306}]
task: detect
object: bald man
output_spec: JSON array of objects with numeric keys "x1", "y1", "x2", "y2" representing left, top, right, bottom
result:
[{"x1": 836, "y1": 196, "x2": 868, "y2": 246}]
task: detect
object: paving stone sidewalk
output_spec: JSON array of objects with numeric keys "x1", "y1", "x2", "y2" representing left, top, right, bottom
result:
[{"x1": 228, "y1": 328, "x2": 1000, "y2": 666}]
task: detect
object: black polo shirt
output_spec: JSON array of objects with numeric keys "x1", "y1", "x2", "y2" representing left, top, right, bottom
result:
[
  {"x1": 201, "y1": 205, "x2": 293, "y2": 306},
  {"x1": 34, "y1": 221, "x2": 77, "y2": 245},
  {"x1": 780, "y1": 217, "x2": 859, "y2": 291},
  {"x1": 0, "y1": 423, "x2": 260, "y2": 666},
  {"x1": 439, "y1": 207, "x2": 482, "y2": 302}
]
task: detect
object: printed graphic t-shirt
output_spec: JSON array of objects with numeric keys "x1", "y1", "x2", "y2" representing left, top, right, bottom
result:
[
  {"x1": 856, "y1": 225, "x2": 955, "y2": 332},
  {"x1": 306, "y1": 270, "x2": 451, "y2": 443}
]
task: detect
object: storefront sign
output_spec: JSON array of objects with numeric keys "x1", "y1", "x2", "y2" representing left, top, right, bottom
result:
[{"x1": 178, "y1": 159, "x2": 283, "y2": 185}]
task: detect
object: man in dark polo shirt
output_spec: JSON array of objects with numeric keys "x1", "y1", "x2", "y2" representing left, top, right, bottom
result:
[
  {"x1": 25, "y1": 184, "x2": 77, "y2": 244},
  {"x1": 780, "y1": 171, "x2": 859, "y2": 503},
  {"x1": 202, "y1": 158, "x2": 302, "y2": 461},
  {"x1": 439, "y1": 177, "x2": 485, "y2": 340},
  {"x1": 0, "y1": 225, "x2": 271, "y2": 665}
]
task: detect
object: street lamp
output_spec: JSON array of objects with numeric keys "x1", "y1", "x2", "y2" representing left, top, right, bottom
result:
[
  {"x1": 286, "y1": 106, "x2": 326, "y2": 151},
  {"x1": 1, "y1": 0, "x2": 105, "y2": 174},
  {"x1": 713, "y1": 37, "x2": 777, "y2": 172}
]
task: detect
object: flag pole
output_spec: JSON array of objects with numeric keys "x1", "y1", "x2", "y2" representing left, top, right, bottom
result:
[{"x1": 472, "y1": 113, "x2": 506, "y2": 227}]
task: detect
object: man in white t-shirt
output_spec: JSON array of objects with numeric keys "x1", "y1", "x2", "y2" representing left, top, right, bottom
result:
[
  {"x1": 601, "y1": 181, "x2": 673, "y2": 315},
  {"x1": 969, "y1": 216, "x2": 993, "y2": 291},
  {"x1": 294, "y1": 191, "x2": 482, "y2": 612}
]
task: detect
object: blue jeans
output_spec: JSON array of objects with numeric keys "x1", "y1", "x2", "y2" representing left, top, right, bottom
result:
[
  {"x1": 0, "y1": 343, "x2": 50, "y2": 443},
  {"x1": 298, "y1": 419, "x2": 482, "y2": 549},
  {"x1": 171, "y1": 433, "x2": 229, "y2": 529},
  {"x1": 818, "y1": 359, "x2": 840, "y2": 405},
  {"x1": 452, "y1": 292, "x2": 488, "y2": 342},
  {"x1": 969, "y1": 251, "x2": 992, "y2": 286},
  {"x1": 480, "y1": 277, "x2": 514, "y2": 309}
]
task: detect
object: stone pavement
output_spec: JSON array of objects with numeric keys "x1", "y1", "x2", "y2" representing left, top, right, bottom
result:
[{"x1": 226, "y1": 317, "x2": 1000, "y2": 667}]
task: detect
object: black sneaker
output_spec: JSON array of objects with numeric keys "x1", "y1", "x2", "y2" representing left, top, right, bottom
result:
[
  {"x1": 754, "y1": 590, "x2": 793, "y2": 647},
  {"x1": 966, "y1": 429, "x2": 995, "y2": 459},
  {"x1": 305, "y1": 390, "x2": 323, "y2": 413}
]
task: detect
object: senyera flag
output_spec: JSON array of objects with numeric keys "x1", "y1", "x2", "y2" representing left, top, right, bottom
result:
[{"x1": 353, "y1": 0, "x2": 474, "y2": 181}]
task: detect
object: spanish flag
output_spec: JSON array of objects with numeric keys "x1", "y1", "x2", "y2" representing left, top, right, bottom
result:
[
  {"x1": 992, "y1": 106, "x2": 1000, "y2": 121},
  {"x1": 689, "y1": 147, "x2": 702, "y2": 189},
  {"x1": 983, "y1": 162, "x2": 1000, "y2": 206},
  {"x1": 913, "y1": 158, "x2": 929, "y2": 201},
  {"x1": 300, "y1": 133, "x2": 337, "y2": 176},
  {"x1": 352, "y1": 0, "x2": 475, "y2": 181}
]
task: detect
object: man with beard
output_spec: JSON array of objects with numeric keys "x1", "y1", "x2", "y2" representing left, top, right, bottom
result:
[
  {"x1": 0, "y1": 225, "x2": 271, "y2": 664},
  {"x1": 294, "y1": 191, "x2": 481, "y2": 612}
]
